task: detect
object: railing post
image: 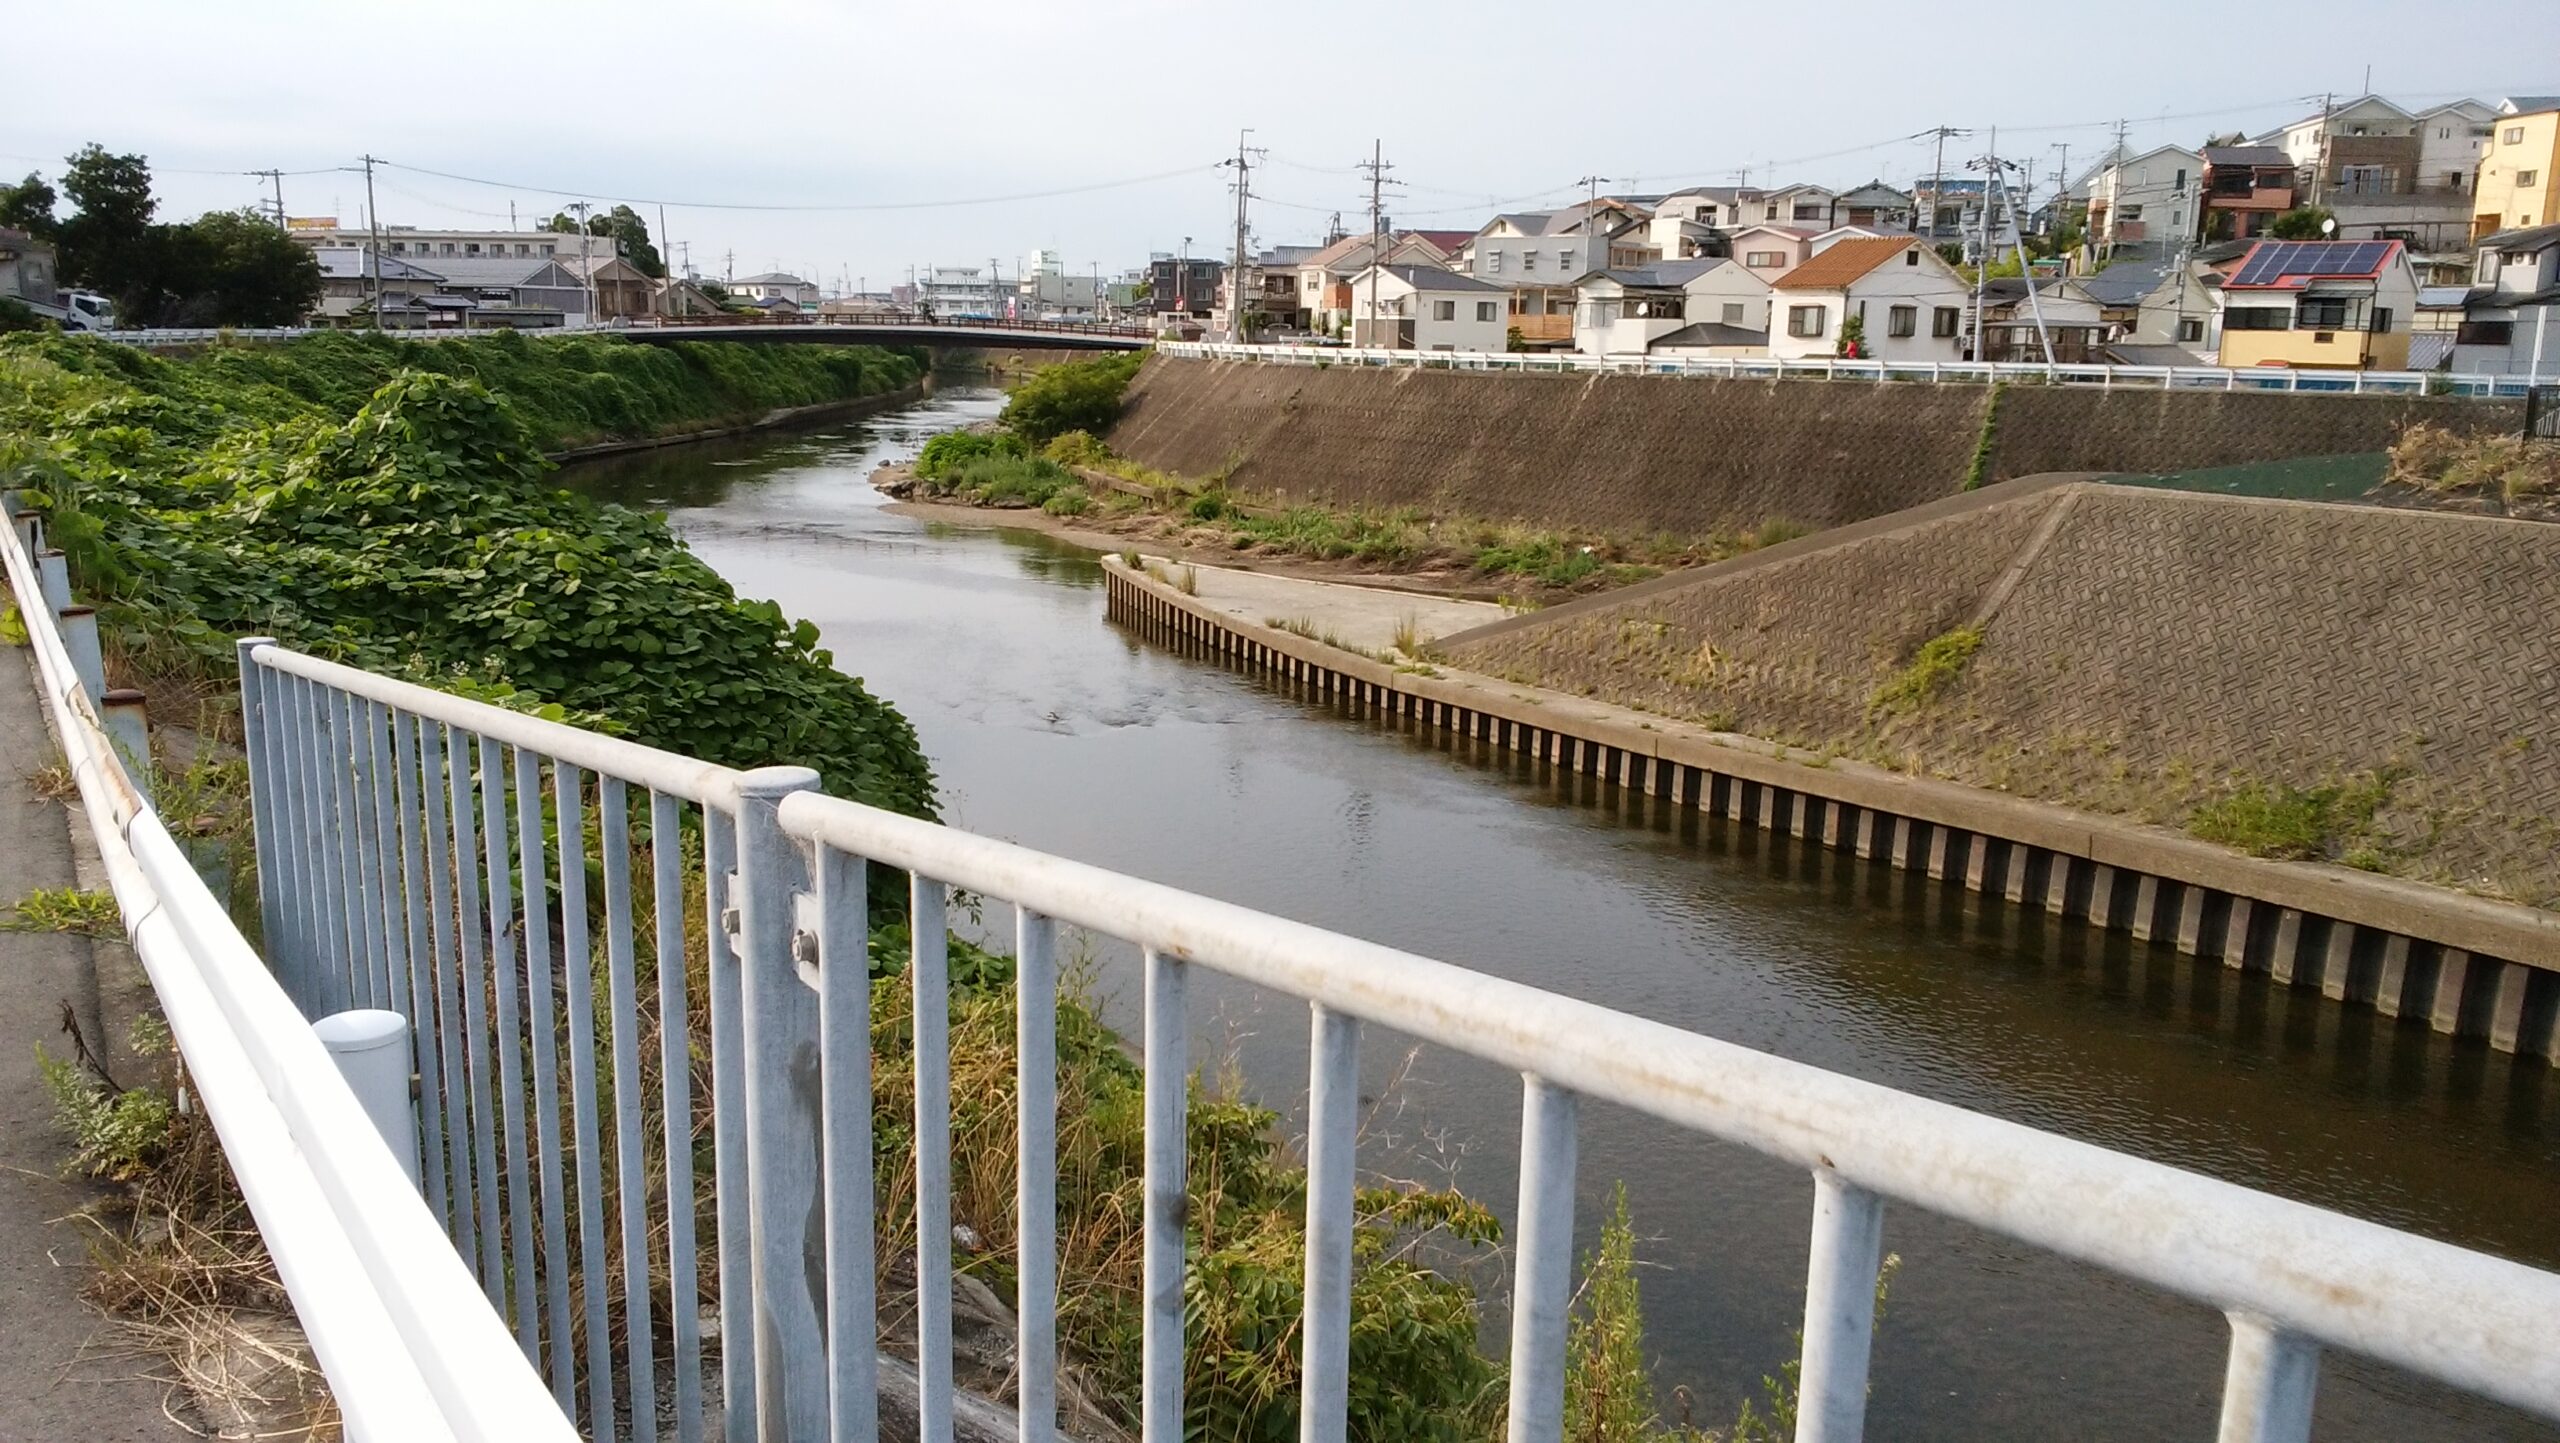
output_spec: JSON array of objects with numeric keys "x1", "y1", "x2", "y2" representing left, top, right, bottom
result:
[
  {"x1": 1018, "y1": 908, "x2": 1060, "y2": 1443},
  {"x1": 236, "y1": 640, "x2": 284, "y2": 961},
  {"x1": 1505, "y1": 1077, "x2": 1577, "y2": 1443},
  {"x1": 1141, "y1": 946, "x2": 1188, "y2": 1443},
  {"x1": 2216, "y1": 1315, "x2": 2318, "y2": 1443},
  {"x1": 733, "y1": 765, "x2": 827, "y2": 1443},
  {"x1": 313, "y1": 1008, "x2": 422, "y2": 1187},
  {"x1": 1796, "y1": 1170, "x2": 1886, "y2": 1443},
  {"x1": 814, "y1": 841, "x2": 878, "y2": 1443},
  {"x1": 100, "y1": 688, "x2": 151, "y2": 800},
  {"x1": 56, "y1": 603, "x2": 105, "y2": 707},
  {"x1": 1300, "y1": 1004, "x2": 1359, "y2": 1443},
  {"x1": 36, "y1": 549, "x2": 69, "y2": 613},
  {"x1": 706, "y1": 801, "x2": 756, "y2": 1440},
  {"x1": 911, "y1": 878, "x2": 956, "y2": 1443}
]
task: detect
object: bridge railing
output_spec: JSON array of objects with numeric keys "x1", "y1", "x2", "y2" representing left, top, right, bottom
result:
[
  {"x1": 231, "y1": 639, "x2": 2560, "y2": 1443},
  {"x1": 1158, "y1": 339, "x2": 2546, "y2": 397},
  {"x1": 0, "y1": 502, "x2": 571, "y2": 1443}
]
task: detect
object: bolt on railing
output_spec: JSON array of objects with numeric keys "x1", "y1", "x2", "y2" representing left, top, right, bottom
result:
[{"x1": 238, "y1": 640, "x2": 2560, "y2": 1443}]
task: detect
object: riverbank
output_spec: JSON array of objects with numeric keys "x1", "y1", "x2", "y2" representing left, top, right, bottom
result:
[
  {"x1": 548, "y1": 378, "x2": 928, "y2": 462},
  {"x1": 1102, "y1": 550, "x2": 2560, "y2": 1060}
]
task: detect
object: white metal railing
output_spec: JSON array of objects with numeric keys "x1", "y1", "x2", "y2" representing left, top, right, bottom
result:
[
  {"x1": 1159, "y1": 339, "x2": 2547, "y2": 397},
  {"x1": 0, "y1": 499, "x2": 571, "y2": 1442},
  {"x1": 232, "y1": 638, "x2": 2560, "y2": 1443}
]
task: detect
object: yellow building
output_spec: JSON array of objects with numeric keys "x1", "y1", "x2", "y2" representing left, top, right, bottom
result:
[
  {"x1": 2216, "y1": 240, "x2": 2419, "y2": 372},
  {"x1": 2474, "y1": 106, "x2": 2560, "y2": 241}
]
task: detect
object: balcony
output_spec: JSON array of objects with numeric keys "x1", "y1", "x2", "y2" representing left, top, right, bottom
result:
[{"x1": 2207, "y1": 186, "x2": 2294, "y2": 212}]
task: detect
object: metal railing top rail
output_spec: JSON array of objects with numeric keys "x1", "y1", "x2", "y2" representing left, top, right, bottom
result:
[
  {"x1": 0, "y1": 517, "x2": 573, "y2": 1442},
  {"x1": 1157, "y1": 339, "x2": 2548, "y2": 395},
  {"x1": 773, "y1": 786, "x2": 2560, "y2": 1422},
  {"x1": 254, "y1": 646, "x2": 742, "y2": 810}
]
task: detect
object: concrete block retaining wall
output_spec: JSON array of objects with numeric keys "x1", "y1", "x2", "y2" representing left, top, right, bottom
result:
[{"x1": 1101, "y1": 559, "x2": 2560, "y2": 1063}]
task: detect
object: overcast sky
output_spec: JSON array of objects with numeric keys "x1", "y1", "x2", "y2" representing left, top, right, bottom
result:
[{"x1": 7, "y1": 0, "x2": 2555, "y2": 291}]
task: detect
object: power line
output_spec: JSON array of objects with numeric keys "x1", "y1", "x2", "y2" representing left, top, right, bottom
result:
[{"x1": 371, "y1": 158, "x2": 1223, "y2": 213}]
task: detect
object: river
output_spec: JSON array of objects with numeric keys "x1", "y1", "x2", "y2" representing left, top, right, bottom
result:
[{"x1": 565, "y1": 387, "x2": 2560, "y2": 1442}]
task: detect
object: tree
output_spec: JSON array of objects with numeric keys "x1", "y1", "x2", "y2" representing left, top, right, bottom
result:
[
  {"x1": 54, "y1": 145, "x2": 156, "y2": 295},
  {"x1": 542, "y1": 205, "x2": 665, "y2": 277},
  {"x1": 1835, "y1": 310, "x2": 1869, "y2": 359},
  {"x1": 175, "y1": 209, "x2": 322, "y2": 326},
  {"x1": 2270, "y1": 207, "x2": 2335, "y2": 240},
  {"x1": 0, "y1": 173, "x2": 57, "y2": 240}
]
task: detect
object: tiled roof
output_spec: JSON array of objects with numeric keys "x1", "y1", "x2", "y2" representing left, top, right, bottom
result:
[
  {"x1": 1649, "y1": 322, "x2": 1767, "y2": 349},
  {"x1": 1591, "y1": 258, "x2": 1729, "y2": 289},
  {"x1": 1379, "y1": 264, "x2": 1503, "y2": 292},
  {"x1": 1770, "y1": 236, "x2": 1915, "y2": 290},
  {"x1": 2202, "y1": 145, "x2": 2292, "y2": 168},
  {"x1": 1403, "y1": 230, "x2": 1476, "y2": 254},
  {"x1": 2480, "y1": 222, "x2": 2560, "y2": 253}
]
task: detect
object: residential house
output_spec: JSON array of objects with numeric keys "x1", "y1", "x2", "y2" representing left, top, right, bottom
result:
[
  {"x1": 1346, "y1": 264, "x2": 1508, "y2": 351},
  {"x1": 1766, "y1": 235, "x2": 1973, "y2": 361},
  {"x1": 1572, "y1": 259, "x2": 1772, "y2": 356},
  {"x1": 2473, "y1": 101, "x2": 2559, "y2": 241},
  {"x1": 2451, "y1": 224, "x2": 2560, "y2": 377},
  {"x1": 2257, "y1": 95, "x2": 2482, "y2": 252},
  {"x1": 729, "y1": 272, "x2": 819, "y2": 307},
  {"x1": 1654, "y1": 185, "x2": 1757, "y2": 230},
  {"x1": 662, "y1": 277, "x2": 728, "y2": 317},
  {"x1": 1726, "y1": 225, "x2": 1821, "y2": 279},
  {"x1": 2196, "y1": 146, "x2": 2297, "y2": 243},
  {"x1": 1300, "y1": 233, "x2": 1449, "y2": 335},
  {"x1": 2081, "y1": 258, "x2": 2219, "y2": 357},
  {"x1": 1834, "y1": 181, "x2": 1913, "y2": 230},
  {"x1": 2415, "y1": 100, "x2": 2499, "y2": 198},
  {"x1": 1973, "y1": 277, "x2": 2110, "y2": 363},
  {"x1": 1146, "y1": 256, "x2": 1225, "y2": 319},
  {"x1": 561, "y1": 254, "x2": 659, "y2": 321},
  {"x1": 371, "y1": 255, "x2": 588, "y2": 330},
  {"x1": 1469, "y1": 202, "x2": 1656, "y2": 343},
  {"x1": 2, "y1": 226, "x2": 58, "y2": 310},
  {"x1": 922, "y1": 265, "x2": 1002, "y2": 318},
  {"x1": 2087, "y1": 145, "x2": 2202, "y2": 254},
  {"x1": 2215, "y1": 239, "x2": 2417, "y2": 371},
  {"x1": 1911, "y1": 177, "x2": 1994, "y2": 242},
  {"x1": 311, "y1": 247, "x2": 444, "y2": 321},
  {"x1": 291, "y1": 221, "x2": 582, "y2": 265},
  {"x1": 1761, "y1": 185, "x2": 1838, "y2": 228},
  {"x1": 1221, "y1": 243, "x2": 1319, "y2": 332}
]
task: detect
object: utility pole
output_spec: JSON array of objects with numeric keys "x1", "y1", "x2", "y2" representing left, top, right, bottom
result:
[
  {"x1": 360, "y1": 154, "x2": 383, "y2": 330},
  {"x1": 1221, "y1": 128, "x2": 1262, "y2": 343},
  {"x1": 1358, "y1": 140, "x2": 1393, "y2": 348},
  {"x1": 1920, "y1": 126, "x2": 1966, "y2": 243},
  {"x1": 251, "y1": 169, "x2": 286, "y2": 230},
  {"x1": 659, "y1": 203, "x2": 672, "y2": 315},
  {"x1": 1576, "y1": 175, "x2": 1610, "y2": 273},
  {"x1": 570, "y1": 200, "x2": 597, "y2": 327},
  {"x1": 1985, "y1": 146, "x2": 2054, "y2": 375}
]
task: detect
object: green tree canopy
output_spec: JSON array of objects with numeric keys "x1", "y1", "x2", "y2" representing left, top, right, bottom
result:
[
  {"x1": 172, "y1": 209, "x2": 322, "y2": 327},
  {"x1": 542, "y1": 205, "x2": 665, "y2": 277},
  {"x1": 0, "y1": 173, "x2": 57, "y2": 240},
  {"x1": 55, "y1": 145, "x2": 155, "y2": 293}
]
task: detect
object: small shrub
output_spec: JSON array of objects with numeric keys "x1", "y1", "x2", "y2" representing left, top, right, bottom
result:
[
  {"x1": 915, "y1": 428, "x2": 1026, "y2": 480},
  {"x1": 1749, "y1": 517, "x2": 1809, "y2": 549},
  {"x1": 39, "y1": 1050, "x2": 174, "y2": 1182},
  {"x1": 1187, "y1": 490, "x2": 1229, "y2": 521},
  {"x1": 4, "y1": 886, "x2": 121, "y2": 938},
  {"x1": 1042, "y1": 428, "x2": 1112, "y2": 467},
  {"x1": 1041, "y1": 487, "x2": 1092, "y2": 517},
  {"x1": 1867, "y1": 626, "x2": 1984, "y2": 714},
  {"x1": 1000, "y1": 352, "x2": 1147, "y2": 444}
]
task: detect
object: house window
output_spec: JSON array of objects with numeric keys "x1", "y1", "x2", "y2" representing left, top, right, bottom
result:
[
  {"x1": 2174, "y1": 167, "x2": 2188, "y2": 190},
  {"x1": 1523, "y1": 251, "x2": 1537, "y2": 273},
  {"x1": 1434, "y1": 299, "x2": 1455, "y2": 321},
  {"x1": 2225, "y1": 307, "x2": 2290, "y2": 330},
  {"x1": 1558, "y1": 250, "x2": 1577, "y2": 271},
  {"x1": 2178, "y1": 317, "x2": 2205, "y2": 343},
  {"x1": 1786, "y1": 305, "x2": 1826, "y2": 338},
  {"x1": 1793, "y1": 203, "x2": 1824, "y2": 220},
  {"x1": 1932, "y1": 306, "x2": 1960, "y2": 337},
  {"x1": 2121, "y1": 204, "x2": 2145, "y2": 221},
  {"x1": 1765, "y1": 203, "x2": 1780, "y2": 220},
  {"x1": 1904, "y1": 250, "x2": 1920, "y2": 266},
  {"x1": 2505, "y1": 126, "x2": 2527, "y2": 145},
  {"x1": 2521, "y1": 170, "x2": 2542, "y2": 187},
  {"x1": 1745, "y1": 250, "x2": 1785, "y2": 267},
  {"x1": 1721, "y1": 302, "x2": 1746, "y2": 324},
  {"x1": 1486, "y1": 250, "x2": 1503, "y2": 275},
  {"x1": 2369, "y1": 306, "x2": 2394, "y2": 333},
  {"x1": 1888, "y1": 304, "x2": 1916, "y2": 337},
  {"x1": 2457, "y1": 319, "x2": 2514, "y2": 345},
  {"x1": 2297, "y1": 297, "x2": 2354, "y2": 329},
  {"x1": 2446, "y1": 171, "x2": 2467, "y2": 190},
  {"x1": 1476, "y1": 300, "x2": 1497, "y2": 321}
]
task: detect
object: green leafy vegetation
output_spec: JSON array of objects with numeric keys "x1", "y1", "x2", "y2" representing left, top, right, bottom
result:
[
  {"x1": 1868, "y1": 626, "x2": 1984, "y2": 715},
  {"x1": 998, "y1": 351, "x2": 1147, "y2": 444},
  {"x1": 2187, "y1": 769, "x2": 2404, "y2": 862},
  {"x1": 914, "y1": 427, "x2": 1029, "y2": 480},
  {"x1": 1961, "y1": 383, "x2": 2004, "y2": 491},
  {"x1": 12, "y1": 144, "x2": 321, "y2": 328},
  {"x1": 38, "y1": 1049, "x2": 174, "y2": 1183},
  {"x1": 3, "y1": 885, "x2": 122, "y2": 937},
  {"x1": 2269, "y1": 206, "x2": 2336, "y2": 240},
  {"x1": 0, "y1": 331, "x2": 937, "y2": 818}
]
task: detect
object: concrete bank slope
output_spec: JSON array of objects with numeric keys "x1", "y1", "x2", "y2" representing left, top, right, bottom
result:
[
  {"x1": 1104, "y1": 357, "x2": 2520, "y2": 540},
  {"x1": 1099, "y1": 554, "x2": 2560, "y2": 1064}
]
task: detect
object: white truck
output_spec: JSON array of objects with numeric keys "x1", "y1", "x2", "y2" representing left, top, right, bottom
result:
[{"x1": 49, "y1": 290, "x2": 115, "y2": 331}]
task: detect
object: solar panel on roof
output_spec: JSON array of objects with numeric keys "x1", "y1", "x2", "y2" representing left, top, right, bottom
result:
[{"x1": 2232, "y1": 240, "x2": 2390, "y2": 286}]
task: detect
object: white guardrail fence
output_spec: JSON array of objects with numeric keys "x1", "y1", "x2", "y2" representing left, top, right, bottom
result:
[
  {"x1": 0, "y1": 496, "x2": 574, "y2": 1441},
  {"x1": 231, "y1": 632, "x2": 2560, "y2": 1443},
  {"x1": 12, "y1": 481, "x2": 2560, "y2": 1442},
  {"x1": 1158, "y1": 339, "x2": 2547, "y2": 397}
]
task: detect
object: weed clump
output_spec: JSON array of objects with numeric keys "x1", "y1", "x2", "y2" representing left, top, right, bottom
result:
[
  {"x1": 3, "y1": 885, "x2": 122, "y2": 938},
  {"x1": 2188, "y1": 769, "x2": 2403, "y2": 862},
  {"x1": 1867, "y1": 626, "x2": 1984, "y2": 715}
]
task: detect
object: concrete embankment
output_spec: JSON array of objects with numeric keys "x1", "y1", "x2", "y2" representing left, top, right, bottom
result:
[
  {"x1": 1100, "y1": 545, "x2": 2560, "y2": 1064},
  {"x1": 1104, "y1": 357, "x2": 2520, "y2": 538},
  {"x1": 548, "y1": 379, "x2": 929, "y2": 463}
]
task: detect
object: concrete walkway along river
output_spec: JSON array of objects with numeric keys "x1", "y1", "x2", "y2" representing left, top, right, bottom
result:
[{"x1": 562, "y1": 387, "x2": 2560, "y2": 1442}]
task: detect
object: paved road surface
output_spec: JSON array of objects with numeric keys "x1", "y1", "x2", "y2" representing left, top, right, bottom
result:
[{"x1": 0, "y1": 645, "x2": 190, "y2": 1440}]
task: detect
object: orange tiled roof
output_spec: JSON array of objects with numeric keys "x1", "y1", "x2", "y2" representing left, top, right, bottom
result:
[{"x1": 1770, "y1": 236, "x2": 1917, "y2": 290}]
